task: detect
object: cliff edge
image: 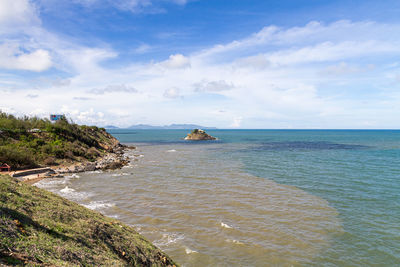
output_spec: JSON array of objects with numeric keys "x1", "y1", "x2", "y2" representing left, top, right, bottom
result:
[{"x1": 0, "y1": 112, "x2": 128, "y2": 171}]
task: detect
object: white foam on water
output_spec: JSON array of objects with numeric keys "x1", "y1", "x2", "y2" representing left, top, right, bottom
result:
[
  {"x1": 108, "y1": 214, "x2": 120, "y2": 219},
  {"x1": 220, "y1": 222, "x2": 233, "y2": 229},
  {"x1": 34, "y1": 178, "x2": 66, "y2": 188},
  {"x1": 65, "y1": 174, "x2": 80, "y2": 179},
  {"x1": 167, "y1": 149, "x2": 177, "y2": 153},
  {"x1": 60, "y1": 186, "x2": 75, "y2": 193},
  {"x1": 83, "y1": 201, "x2": 115, "y2": 210},
  {"x1": 87, "y1": 170, "x2": 103, "y2": 174},
  {"x1": 226, "y1": 239, "x2": 244, "y2": 245},
  {"x1": 154, "y1": 233, "x2": 185, "y2": 247},
  {"x1": 185, "y1": 247, "x2": 198, "y2": 254},
  {"x1": 58, "y1": 186, "x2": 91, "y2": 201}
]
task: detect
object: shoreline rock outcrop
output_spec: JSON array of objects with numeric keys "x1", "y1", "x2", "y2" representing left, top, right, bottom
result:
[
  {"x1": 12, "y1": 142, "x2": 135, "y2": 182},
  {"x1": 184, "y1": 129, "x2": 217, "y2": 140},
  {"x1": 53, "y1": 143, "x2": 131, "y2": 174}
]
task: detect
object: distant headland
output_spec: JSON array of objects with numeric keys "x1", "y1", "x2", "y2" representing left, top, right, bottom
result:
[{"x1": 105, "y1": 124, "x2": 217, "y2": 130}]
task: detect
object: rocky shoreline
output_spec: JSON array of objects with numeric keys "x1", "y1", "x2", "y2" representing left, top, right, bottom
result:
[
  {"x1": 12, "y1": 143, "x2": 136, "y2": 182},
  {"x1": 53, "y1": 144, "x2": 133, "y2": 174}
]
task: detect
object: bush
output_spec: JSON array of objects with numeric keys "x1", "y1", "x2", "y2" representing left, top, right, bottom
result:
[
  {"x1": 0, "y1": 111, "x2": 119, "y2": 170},
  {"x1": 43, "y1": 157, "x2": 57, "y2": 166},
  {"x1": 0, "y1": 146, "x2": 37, "y2": 169}
]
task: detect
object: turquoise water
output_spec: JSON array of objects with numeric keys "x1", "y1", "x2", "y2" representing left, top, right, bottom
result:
[{"x1": 109, "y1": 129, "x2": 400, "y2": 266}]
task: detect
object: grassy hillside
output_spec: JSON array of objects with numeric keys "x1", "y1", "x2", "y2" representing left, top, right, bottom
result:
[
  {"x1": 0, "y1": 112, "x2": 121, "y2": 170},
  {"x1": 0, "y1": 175, "x2": 177, "y2": 266}
]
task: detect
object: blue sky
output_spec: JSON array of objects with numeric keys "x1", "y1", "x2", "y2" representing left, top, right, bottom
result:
[{"x1": 1, "y1": 0, "x2": 400, "y2": 128}]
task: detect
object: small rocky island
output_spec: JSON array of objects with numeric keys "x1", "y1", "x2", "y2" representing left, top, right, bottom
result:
[{"x1": 184, "y1": 129, "x2": 217, "y2": 140}]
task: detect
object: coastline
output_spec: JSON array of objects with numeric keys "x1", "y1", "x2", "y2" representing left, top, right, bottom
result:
[
  {"x1": 49, "y1": 139, "x2": 342, "y2": 266},
  {"x1": 9, "y1": 143, "x2": 135, "y2": 184},
  {"x1": 0, "y1": 173, "x2": 178, "y2": 266},
  {"x1": 1, "y1": 136, "x2": 179, "y2": 266}
]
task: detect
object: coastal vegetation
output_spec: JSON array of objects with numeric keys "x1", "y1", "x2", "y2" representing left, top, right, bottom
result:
[
  {"x1": 0, "y1": 112, "x2": 120, "y2": 170},
  {"x1": 0, "y1": 174, "x2": 177, "y2": 266}
]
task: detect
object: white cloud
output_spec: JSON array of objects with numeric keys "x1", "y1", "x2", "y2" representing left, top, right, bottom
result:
[
  {"x1": 161, "y1": 54, "x2": 191, "y2": 69},
  {"x1": 265, "y1": 41, "x2": 398, "y2": 66},
  {"x1": 194, "y1": 80, "x2": 234, "y2": 92},
  {"x1": 73, "y1": 97, "x2": 93, "y2": 101},
  {"x1": 52, "y1": 78, "x2": 71, "y2": 87},
  {"x1": 231, "y1": 117, "x2": 242, "y2": 128},
  {"x1": 2, "y1": 19, "x2": 400, "y2": 128},
  {"x1": 26, "y1": 94, "x2": 38, "y2": 98},
  {"x1": 0, "y1": 44, "x2": 52, "y2": 72},
  {"x1": 235, "y1": 54, "x2": 270, "y2": 69},
  {"x1": 111, "y1": 0, "x2": 153, "y2": 13},
  {"x1": 87, "y1": 84, "x2": 138, "y2": 95},
  {"x1": 0, "y1": 0, "x2": 40, "y2": 30},
  {"x1": 60, "y1": 106, "x2": 106, "y2": 125},
  {"x1": 134, "y1": 44, "x2": 151, "y2": 54},
  {"x1": 163, "y1": 88, "x2": 181, "y2": 98},
  {"x1": 71, "y1": 0, "x2": 188, "y2": 13}
]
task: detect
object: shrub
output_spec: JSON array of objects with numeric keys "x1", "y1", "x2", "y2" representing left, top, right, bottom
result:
[
  {"x1": 0, "y1": 146, "x2": 37, "y2": 169},
  {"x1": 43, "y1": 157, "x2": 57, "y2": 166}
]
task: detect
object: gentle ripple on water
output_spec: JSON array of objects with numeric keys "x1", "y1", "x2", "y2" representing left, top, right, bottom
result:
[{"x1": 35, "y1": 143, "x2": 343, "y2": 266}]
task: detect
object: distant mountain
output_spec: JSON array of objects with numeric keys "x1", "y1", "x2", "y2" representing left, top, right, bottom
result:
[
  {"x1": 127, "y1": 124, "x2": 160, "y2": 129},
  {"x1": 127, "y1": 124, "x2": 217, "y2": 130},
  {"x1": 103, "y1": 125, "x2": 119, "y2": 129}
]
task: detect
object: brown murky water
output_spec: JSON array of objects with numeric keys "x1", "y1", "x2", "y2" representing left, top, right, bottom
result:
[{"x1": 35, "y1": 143, "x2": 342, "y2": 266}]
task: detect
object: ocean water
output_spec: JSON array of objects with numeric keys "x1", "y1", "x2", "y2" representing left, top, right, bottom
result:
[{"x1": 35, "y1": 130, "x2": 400, "y2": 266}]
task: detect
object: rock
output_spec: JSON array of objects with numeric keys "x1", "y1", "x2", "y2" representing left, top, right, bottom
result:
[
  {"x1": 184, "y1": 129, "x2": 217, "y2": 140},
  {"x1": 83, "y1": 162, "x2": 96, "y2": 172},
  {"x1": 50, "y1": 143, "x2": 133, "y2": 176}
]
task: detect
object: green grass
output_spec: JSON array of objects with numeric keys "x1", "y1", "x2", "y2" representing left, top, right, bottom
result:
[
  {"x1": 0, "y1": 175, "x2": 178, "y2": 266},
  {"x1": 0, "y1": 112, "x2": 120, "y2": 170}
]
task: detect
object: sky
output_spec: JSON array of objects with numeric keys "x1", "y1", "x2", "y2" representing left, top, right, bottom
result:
[{"x1": 1, "y1": 0, "x2": 400, "y2": 129}]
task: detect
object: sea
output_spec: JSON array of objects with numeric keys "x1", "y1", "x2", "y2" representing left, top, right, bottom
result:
[{"x1": 34, "y1": 129, "x2": 400, "y2": 266}]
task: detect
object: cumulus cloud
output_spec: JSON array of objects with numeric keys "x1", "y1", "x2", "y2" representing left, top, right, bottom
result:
[
  {"x1": 61, "y1": 106, "x2": 106, "y2": 125},
  {"x1": 161, "y1": 54, "x2": 191, "y2": 69},
  {"x1": 0, "y1": 44, "x2": 52, "y2": 72},
  {"x1": 231, "y1": 117, "x2": 242, "y2": 128},
  {"x1": 3, "y1": 19, "x2": 400, "y2": 128},
  {"x1": 194, "y1": 80, "x2": 235, "y2": 92},
  {"x1": 163, "y1": 88, "x2": 181, "y2": 98},
  {"x1": 87, "y1": 84, "x2": 138, "y2": 95},
  {"x1": 0, "y1": 0, "x2": 40, "y2": 30}
]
